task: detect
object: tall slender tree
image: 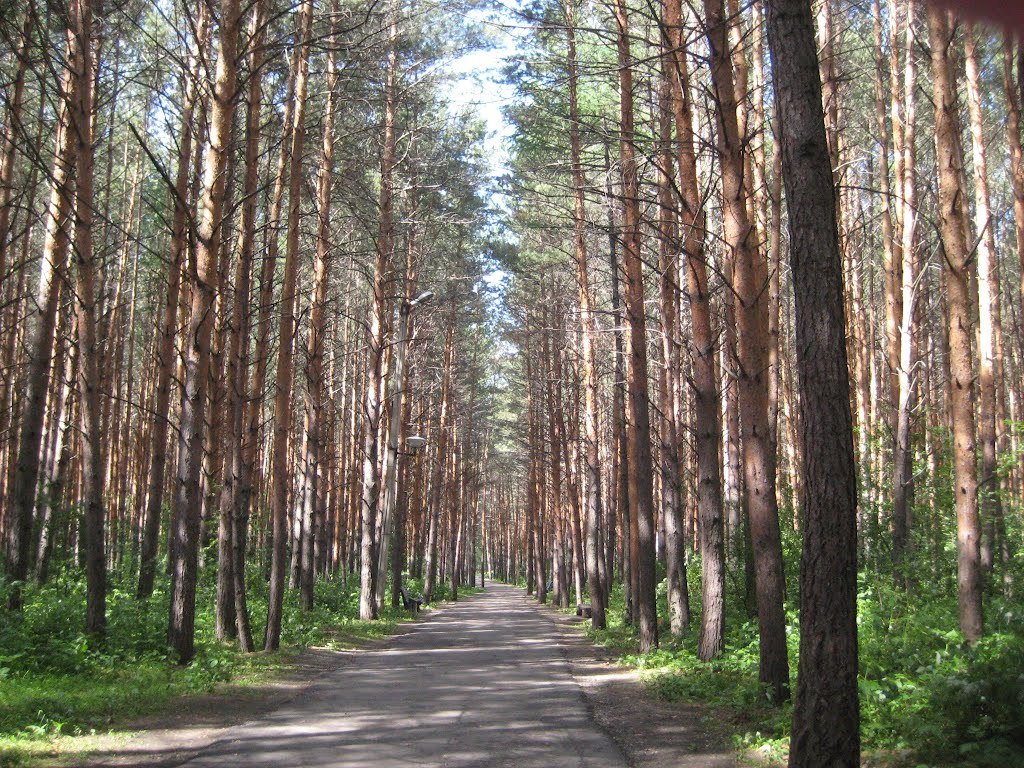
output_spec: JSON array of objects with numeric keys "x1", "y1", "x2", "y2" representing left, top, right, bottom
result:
[
  {"x1": 6, "y1": 1, "x2": 84, "y2": 610},
  {"x1": 703, "y1": 0, "x2": 788, "y2": 699},
  {"x1": 764, "y1": 0, "x2": 859, "y2": 762},
  {"x1": 613, "y1": 0, "x2": 658, "y2": 652},
  {"x1": 265, "y1": 0, "x2": 314, "y2": 650},
  {"x1": 169, "y1": 0, "x2": 241, "y2": 664},
  {"x1": 927, "y1": 4, "x2": 983, "y2": 644},
  {"x1": 71, "y1": 0, "x2": 105, "y2": 639}
]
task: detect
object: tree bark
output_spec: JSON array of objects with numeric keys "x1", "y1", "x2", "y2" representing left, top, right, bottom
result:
[
  {"x1": 964, "y1": 24, "x2": 1005, "y2": 575},
  {"x1": 265, "y1": 0, "x2": 313, "y2": 648},
  {"x1": 664, "y1": 0, "x2": 725, "y2": 658},
  {"x1": 0, "y1": 9, "x2": 32, "y2": 298},
  {"x1": 6, "y1": 7, "x2": 82, "y2": 610},
  {"x1": 298, "y1": 5, "x2": 338, "y2": 613},
  {"x1": 71, "y1": 0, "x2": 105, "y2": 638},
  {"x1": 764, "y1": 0, "x2": 859, "y2": 763},
  {"x1": 138, "y1": 5, "x2": 209, "y2": 600},
  {"x1": 892, "y1": 0, "x2": 918, "y2": 575},
  {"x1": 656, "y1": 36, "x2": 689, "y2": 636},
  {"x1": 359, "y1": 4, "x2": 399, "y2": 620},
  {"x1": 663, "y1": 0, "x2": 729, "y2": 663},
  {"x1": 169, "y1": 0, "x2": 240, "y2": 664},
  {"x1": 704, "y1": 0, "x2": 788, "y2": 699},
  {"x1": 423, "y1": 324, "x2": 454, "y2": 604},
  {"x1": 214, "y1": 0, "x2": 264, "y2": 651},
  {"x1": 927, "y1": 5, "x2": 983, "y2": 644},
  {"x1": 613, "y1": 0, "x2": 657, "y2": 652}
]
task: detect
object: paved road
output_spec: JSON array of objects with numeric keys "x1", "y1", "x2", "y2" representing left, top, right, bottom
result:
[{"x1": 178, "y1": 583, "x2": 627, "y2": 767}]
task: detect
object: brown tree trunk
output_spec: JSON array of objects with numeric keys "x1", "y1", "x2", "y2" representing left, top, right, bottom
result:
[
  {"x1": 613, "y1": 0, "x2": 657, "y2": 652},
  {"x1": 6, "y1": 10, "x2": 82, "y2": 609},
  {"x1": 265, "y1": 0, "x2": 313, "y2": 648},
  {"x1": 524, "y1": 332, "x2": 548, "y2": 605},
  {"x1": 964, "y1": 24, "x2": 1005, "y2": 575},
  {"x1": 666, "y1": 0, "x2": 724, "y2": 659},
  {"x1": 656, "y1": 34, "x2": 689, "y2": 636},
  {"x1": 704, "y1": 0, "x2": 788, "y2": 699},
  {"x1": 423, "y1": 324, "x2": 454, "y2": 604},
  {"x1": 928, "y1": 6, "x2": 983, "y2": 644},
  {"x1": 214, "y1": 0, "x2": 265, "y2": 652},
  {"x1": 35, "y1": 343, "x2": 77, "y2": 585},
  {"x1": 138, "y1": 6, "x2": 209, "y2": 600},
  {"x1": 298, "y1": 6, "x2": 338, "y2": 613},
  {"x1": 765, "y1": 0, "x2": 859, "y2": 762},
  {"x1": 1012, "y1": 40, "x2": 1024, "y2": 372},
  {"x1": 169, "y1": 0, "x2": 240, "y2": 664},
  {"x1": 605, "y1": 154, "x2": 629, "y2": 618},
  {"x1": 359, "y1": 5, "x2": 399, "y2": 620},
  {"x1": 541, "y1": 300, "x2": 569, "y2": 609},
  {"x1": 0, "y1": 9, "x2": 32, "y2": 297},
  {"x1": 71, "y1": 0, "x2": 105, "y2": 637}
]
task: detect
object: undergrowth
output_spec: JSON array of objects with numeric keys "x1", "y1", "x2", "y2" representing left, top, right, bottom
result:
[
  {"x1": 0, "y1": 564, "x2": 428, "y2": 766},
  {"x1": 586, "y1": 549, "x2": 1024, "y2": 767}
]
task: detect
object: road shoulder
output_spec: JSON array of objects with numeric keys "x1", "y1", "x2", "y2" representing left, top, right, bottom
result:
[{"x1": 534, "y1": 595, "x2": 737, "y2": 768}]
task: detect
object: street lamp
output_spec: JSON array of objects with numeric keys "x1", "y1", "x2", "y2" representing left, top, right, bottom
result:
[
  {"x1": 410, "y1": 290, "x2": 434, "y2": 307},
  {"x1": 374, "y1": 290, "x2": 433, "y2": 612}
]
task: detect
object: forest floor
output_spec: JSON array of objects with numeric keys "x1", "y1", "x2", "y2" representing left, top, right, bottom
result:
[
  {"x1": 27, "y1": 584, "x2": 736, "y2": 767},
  {"x1": 537, "y1": 595, "x2": 738, "y2": 768}
]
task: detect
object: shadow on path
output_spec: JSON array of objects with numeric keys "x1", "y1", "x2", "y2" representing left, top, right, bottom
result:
[
  {"x1": 88, "y1": 584, "x2": 734, "y2": 767},
  {"x1": 93, "y1": 585, "x2": 626, "y2": 767}
]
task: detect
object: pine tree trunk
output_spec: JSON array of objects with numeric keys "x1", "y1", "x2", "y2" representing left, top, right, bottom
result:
[
  {"x1": 664, "y1": 0, "x2": 725, "y2": 658},
  {"x1": 1012, "y1": 41, "x2": 1024, "y2": 368},
  {"x1": 298, "y1": 8, "x2": 338, "y2": 613},
  {"x1": 214, "y1": 0, "x2": 265, "y2": 651},
  {"x1": 927, "y1": 5, "x2": 983, "y2": 644},
  {"x1": 423, "y1": 325, "x2": 454, "y2": 604},
  {"x1": 359, "y1": 6, "x2": 399, "y2": 620},
  {"x1": 764, "y1": 0, "x2": 859, "y2": 762},
  {"x1": 138, "y1": 8, "x2": 209, "y2": 600},
  {"x1": 704, "y1": 0, "x2": 788, "y2": 699},
  {"x1": 265, "y1": 0, "x2": 313, "y2": 648},
  {"x1": 71, "y1": 0, "x2": 106, "y2": 639},
  {"x1": 169, "y1": 0, "x2": 240, "y2": 664},
  {"x1": 892, "y1": 0, "x2": 918, "y2": 575},
  {"x1": 613, "y1": 0, "x2": 657, "y2": 652},
  {"x1": 605, "y1": 156, "x2": 628, "y2": 618},
  {"x1": 656, "y1": 37, "x2": 689, "y2": 636},
  {"x1": 0, "y1": 10, "x2": 32, "y2": 302},
  {"x1": 964, "y1": 24, "x2": 1006, "y2": 575},
  {"x1": 6, "y1": 10, "x2": 82, "y2": 610},
  {"x1": 873, "y1": 0, "x2": 901, "y2": 529}
]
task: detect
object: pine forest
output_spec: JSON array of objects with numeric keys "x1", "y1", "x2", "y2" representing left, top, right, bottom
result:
[{"x1": 0, "y1": 0, "x2": 1022, "y2": 765}]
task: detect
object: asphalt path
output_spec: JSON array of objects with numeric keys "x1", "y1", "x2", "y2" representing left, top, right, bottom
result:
[{"x1": 177, "y1": 583, "x2": 628, "y2": 767}]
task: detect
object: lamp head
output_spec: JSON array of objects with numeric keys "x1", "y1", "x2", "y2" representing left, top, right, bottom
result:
[
  {"x1": 407, "y1": 435, "x2": 427, "y2": 451},
  {"x1": 410, "y1": 290, "x2": 434, "y2": 307}
]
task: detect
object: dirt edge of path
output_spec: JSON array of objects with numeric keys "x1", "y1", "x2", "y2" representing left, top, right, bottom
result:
[
  {"x1": 530, "y1": 592, "x2": 739, "y2": 768},
  {"x1": 64, "y1": 599, "x2": 464, "y2": 768},
  {"x1": 49, "y1": 586, "x2": 738, "y2": 768}
]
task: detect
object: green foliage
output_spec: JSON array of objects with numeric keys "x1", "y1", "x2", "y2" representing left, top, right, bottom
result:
[
  {"x1": 589, "y1": 560, "x2": 1024, "y2": 767},
  {"x1": 0, "y1": 564, "x2": 419, "y2": 755},
  {"x1": 857, "y1": 576, "x2": 1024, "y2": 764}
]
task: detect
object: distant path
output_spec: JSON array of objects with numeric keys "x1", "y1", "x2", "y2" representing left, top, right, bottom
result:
[{"x1": 177, "y1": 583, "x2": 627, "y2": 767}]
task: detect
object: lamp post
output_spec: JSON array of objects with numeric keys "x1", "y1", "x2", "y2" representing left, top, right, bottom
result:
[{"x1": 374, "y1": 290, "x2": 433, "y2": 613}]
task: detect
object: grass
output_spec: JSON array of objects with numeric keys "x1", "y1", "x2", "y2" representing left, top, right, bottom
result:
[
  {"x1": 581, "y1": 561, "x2": 1024, "y2": 768},
  {"x1": 0, "y1": 567, "x2": 439, "y2": 767}
]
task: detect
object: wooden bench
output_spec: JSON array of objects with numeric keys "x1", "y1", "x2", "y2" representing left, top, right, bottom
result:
[
  {"x1": 399, "y1": 586, "x2": 424, "y2": 613},
  {"x1": 576, "y1": 604, "x2": 593, "y2": 618}
]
